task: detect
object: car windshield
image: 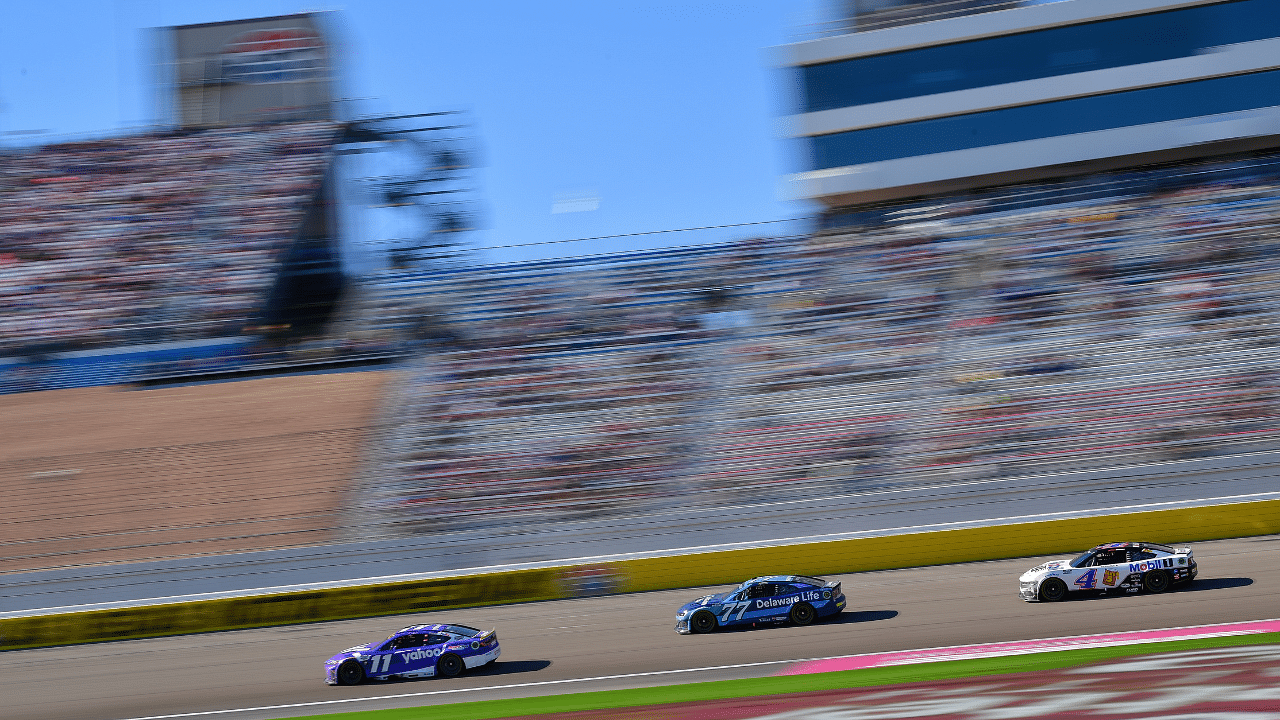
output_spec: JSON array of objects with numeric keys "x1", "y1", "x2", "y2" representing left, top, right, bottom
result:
[
  {"x1": 442, "y1": 624, "x2": 482, "y2": 637},
  {"x1": 1069, "y1": 551, "x2": 1094, "y2": 568}
]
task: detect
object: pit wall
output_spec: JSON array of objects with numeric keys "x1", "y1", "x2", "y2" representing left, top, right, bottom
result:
[{"x1": 4, "y1": 498, "x2": 1278, "y2": 651}]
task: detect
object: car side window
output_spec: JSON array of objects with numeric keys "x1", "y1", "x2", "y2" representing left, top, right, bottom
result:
[
  {"x1": 1095, "y1": 550, "x2": 1126, "y2": 566},
  {"x1": 425, "y1": 633, "x2": 450, "y2": 645},
  {"x1": 390, "y1": 633, "x2": 425, "y2": 650},
  {"x1": 745, "y1": 583, "x2": 770, "y2": 599},
  {"x1": 1129, "y1": 549, "x2": 1157, "y2": 561}
]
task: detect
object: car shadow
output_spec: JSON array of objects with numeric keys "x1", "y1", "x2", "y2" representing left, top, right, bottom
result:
[
  {"x1": 714, "y1": 610, "x2": 896, "y2": 633},
  {"x1": 1175, "y1": 577, "x2": 1252, "y2": 592},
  {"x1": 1066, "y1": 577, "x2": 1251, "y2": 601},
  {"x1": 471, "y1": 660, "x2": 552, "y2": 676},
  {"x1": 827, "y1": 609, "x2": 899, "y2": 625},
  {"x1": 375, "y1": 660, "x2": 551, "y2": 684}
]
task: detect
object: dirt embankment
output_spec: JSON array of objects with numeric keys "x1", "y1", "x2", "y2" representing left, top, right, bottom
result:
[{"x1": 0, "y1": 371, "x2": 388, "y2": 574}]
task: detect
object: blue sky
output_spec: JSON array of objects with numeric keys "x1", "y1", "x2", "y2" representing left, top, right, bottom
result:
[{"x1": 0, "y1": 1, "x2": 828, "y2": 269}]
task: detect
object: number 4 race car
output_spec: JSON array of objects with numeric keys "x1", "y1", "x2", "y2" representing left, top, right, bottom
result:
[
  {"x1": 1019, "y1": 542, "x2": 1197, "y2": 602},
  {"x1": 325, "y1": 623, "x2": 500, "y2": 685},
  {"x1": 675, "y1": 575, "x2": 845, "y2": 634}
]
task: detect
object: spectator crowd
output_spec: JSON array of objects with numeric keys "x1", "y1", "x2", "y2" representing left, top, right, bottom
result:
[
  {"x1": 359, "y1": 151, "x2": 1280, "y2": 531},
  {"x1": 0, "y1": 121, "x2": 337, "y2": 356}
]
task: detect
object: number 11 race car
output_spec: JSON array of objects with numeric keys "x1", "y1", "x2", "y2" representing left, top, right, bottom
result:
[
  {"x1": 675, "y1": 575, "x2": 845, "y2": 633},
  {"x1": 325, "y1": 623, "x2": 500, "y2": 685},
  {"x1": 1019, "y1": 542, "x2": 1197, "y2": 602}
]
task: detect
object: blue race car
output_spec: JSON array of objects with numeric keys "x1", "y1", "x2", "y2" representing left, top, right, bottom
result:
[
  {"x1": 325, "y1": 623, "x2": 500, "y2": 685},
  {"x1": 675, "y1": 575, "x2": 845, "y2": 634}
]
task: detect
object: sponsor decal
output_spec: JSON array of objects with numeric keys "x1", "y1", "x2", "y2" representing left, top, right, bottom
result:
[
  {"x1": 220, "y1": 28, "x2": 325, "y2": 85},
  {"x1": 559, "y1": 563, "x2": 625, "y2": 598},
  {"x1": 755, "y1": 590, "x2": 826, "y2": 610},
  {"x1": 1102, "y1": 569, "x2": 1119, "y2": 586},
  {"x1": 399, "y1": 647, "x2": 444, "y2": 662}
]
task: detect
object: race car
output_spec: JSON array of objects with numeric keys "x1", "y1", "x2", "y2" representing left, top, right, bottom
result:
[
  {"x1": 325, "y1": 623, "x2": 500, "y2": 685},
  {"x1": 1019, "y1": 542, "x2": 1197, "y2": 602},
  {"x1": 675, "y1": 575, "x2": 845, "y2": 634}
]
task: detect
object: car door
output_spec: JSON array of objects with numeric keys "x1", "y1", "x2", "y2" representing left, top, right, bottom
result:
[
  {"x1": 743, "y1": 582, "x2": 792, "y2": 621},
  {"x1": 385, "y1": 633, "x2": 429, "y2": 676},
  {"x1": 1055, "y1": 552, "x2": 1095, "y2": 592},
  {"x1": 716, "y1": 588, "x2": 753, "y2": 626},
  {"x1": 1068, "y1": 549, "x2": 1125, "y2": 591}
]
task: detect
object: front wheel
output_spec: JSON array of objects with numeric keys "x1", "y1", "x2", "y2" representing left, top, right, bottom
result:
[
  {"x1": 790, "y1": 602, "x2": 816, "y2": 626},
  {"x1": 1039, "y1": 578, "x2": 1068, "y2": 602},
  {"x1": 1143, "y1": 570, "x2": 1171, "y2": 594},
  {"x1": 336, "y1": 660, "x2": 365, "y2": 686},
  {"x1": 690, "y1": 610, "x2": 718, "y2": 634}
]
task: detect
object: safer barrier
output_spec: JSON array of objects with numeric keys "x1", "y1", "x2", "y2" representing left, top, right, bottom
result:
[
  {"x1": 612, "y1": 497, "x2": 1280, "y2": 592},
  {"x1": 4, "y1": 498, "x2": 1278, "y2": 651}
]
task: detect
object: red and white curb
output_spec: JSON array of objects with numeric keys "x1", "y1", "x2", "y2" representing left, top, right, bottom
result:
[{"x1": 777, "y1": 618, "x2": 1280, "y2": 675}]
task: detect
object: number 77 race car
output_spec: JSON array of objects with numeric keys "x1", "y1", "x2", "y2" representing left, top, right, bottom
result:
[
  {"x1": 1019, "y1": 542, "x2": 1197, "y2": 602},
  {"x1": 675, "y1": 575, "x2": 845, "y2": 634},
  {"x1": 325, "y1": 623, "x2": 499, "y2": 685}
]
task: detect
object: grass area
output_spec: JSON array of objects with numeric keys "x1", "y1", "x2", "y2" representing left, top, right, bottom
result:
[{"x1": 299, "y1": 631, "x2": 1280, "y2": 720}]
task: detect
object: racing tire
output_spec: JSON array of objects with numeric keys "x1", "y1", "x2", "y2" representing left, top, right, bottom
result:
[
  {"x1": 790, "y1": 603, "x2": 816, "y2": 626},
  {"x1": 437, "y1": 653, "x2": 465, "y2": 678},
  {"x1": 1039, "y1": 578, "x2": 1069, "y2": 602},
  {"x1": 1143, "y1": 570, "x2": 1171, "y2": 594},
  {"x1": 690, "y1": 610, "x2": 718, "y2": 634},
  {"x1": 336, "y1": 660, "x2": 365, "y2": 686}
]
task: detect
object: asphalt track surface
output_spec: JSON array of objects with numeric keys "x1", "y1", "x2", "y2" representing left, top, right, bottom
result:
[
  {"x1": 6, "y1": 450, "x2": 1280, "y2": 615},
  {"x1": 3, "y1": 535, "x2": 1276, "y2": 720}
]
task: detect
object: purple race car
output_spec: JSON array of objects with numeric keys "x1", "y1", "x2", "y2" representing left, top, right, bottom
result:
[{"x1": 325, "y1": 623, "x2": 500, "y2": 685}]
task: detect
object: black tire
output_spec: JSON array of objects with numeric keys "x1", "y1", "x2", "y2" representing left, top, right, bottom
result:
[
  {"x1": 790, "y1": 602, "x2": 816, "y2": 626},
  {"x1": 1143, "y1": 570, "x2": 1171, "y2": 594},
  {"x1": 690, "y1": 610, "x2": 718, "y2": 634},
  {"x1": 436, "y1": 653, "x2": 465, "y2": 678},
  {"x1": 336, "y1": 660, "x2": 365, "y2": 686},
  {"x1": 1039, "y1": 578, "x2": 1068, "y2": 602}
]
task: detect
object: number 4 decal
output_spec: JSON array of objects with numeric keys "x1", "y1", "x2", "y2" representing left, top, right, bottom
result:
[{"x1": 1074, "y1": 569, "x2": 1098, "y2": 589}]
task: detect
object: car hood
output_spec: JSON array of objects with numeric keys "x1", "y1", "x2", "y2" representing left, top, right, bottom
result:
[
  {"x1": 1019, "y1": 559, "x2": 1071, "y2": 582},
  {"x1": 326, "y1": 642, "x2": 377, "y2": 664},
  {"x1": 677, "y1": 592, "x2": 732, "y2": 614}
]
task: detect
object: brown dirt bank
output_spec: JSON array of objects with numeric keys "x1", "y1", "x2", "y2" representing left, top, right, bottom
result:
[{"x1": 0, "y1": 371, "x2": 389, "y2": 574}]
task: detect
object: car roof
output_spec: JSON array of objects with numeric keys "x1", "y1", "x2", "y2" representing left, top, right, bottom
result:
[
  {"x1": 394, "y1": 623, "x2": 484, "y2": 637},
  {"x1": 745, "y1": 575, "x2": 824, "y2": 585},
  {"x1": 1089, "y1": 542, "x2": 1176, "y2": 553}
]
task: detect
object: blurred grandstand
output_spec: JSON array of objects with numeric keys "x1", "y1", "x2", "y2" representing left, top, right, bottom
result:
[
  {"x1": 0, "y1": 120, "x2": 380, "y2": 391},
  {"x1": 353, "y1": 149, "x2": 1280, "y2": 533},
  {"x1": 7, "y1": 0, "x2": 1280, "y2": 568}
]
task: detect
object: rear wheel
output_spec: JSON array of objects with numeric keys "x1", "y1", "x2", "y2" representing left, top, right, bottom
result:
[
  {"x1": 790, "y1": 602, "x2": 816, "y2": 626},
  {"x1": 437, "y1": 653, "x2": 465, "y2": 678},
  {"x1": 336, "y1": 660, "x2": 365, "y2": 686},
  {"x1": 1039, "y1": 578, "x2": 1068, "y2": 602},
  {"x1": 1143, "y1": 570, "x2": 1171, "y2": 594},
  {"x1": 690, "y1": 610, "x2": 718, "y2": 634}
]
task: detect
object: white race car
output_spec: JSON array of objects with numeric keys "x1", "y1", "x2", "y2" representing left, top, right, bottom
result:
[{"x1": 1019, "y1": 542, "x2": 1197, "y2": 602}]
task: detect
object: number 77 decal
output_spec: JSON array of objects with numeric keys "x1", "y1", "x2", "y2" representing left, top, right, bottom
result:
[
  {"x1": 1074, "y1": 569, "x2": 1098, "y2": 589},
  {"x1": 720, "y1": 601, "x2": 751, "y2": 622}
]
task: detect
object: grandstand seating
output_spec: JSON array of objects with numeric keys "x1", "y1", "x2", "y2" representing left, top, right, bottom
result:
[
  {"x1": 0, "y1": 121, "x2": 337, "y2": 358},
  {"x1": 358, "y1": 151, "x2": 1280, "y2": 531}
]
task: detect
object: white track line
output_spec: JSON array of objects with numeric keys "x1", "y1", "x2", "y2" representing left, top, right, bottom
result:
[{"x1": 109, "y1": 660, "x2": 793, "y2": 720}]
